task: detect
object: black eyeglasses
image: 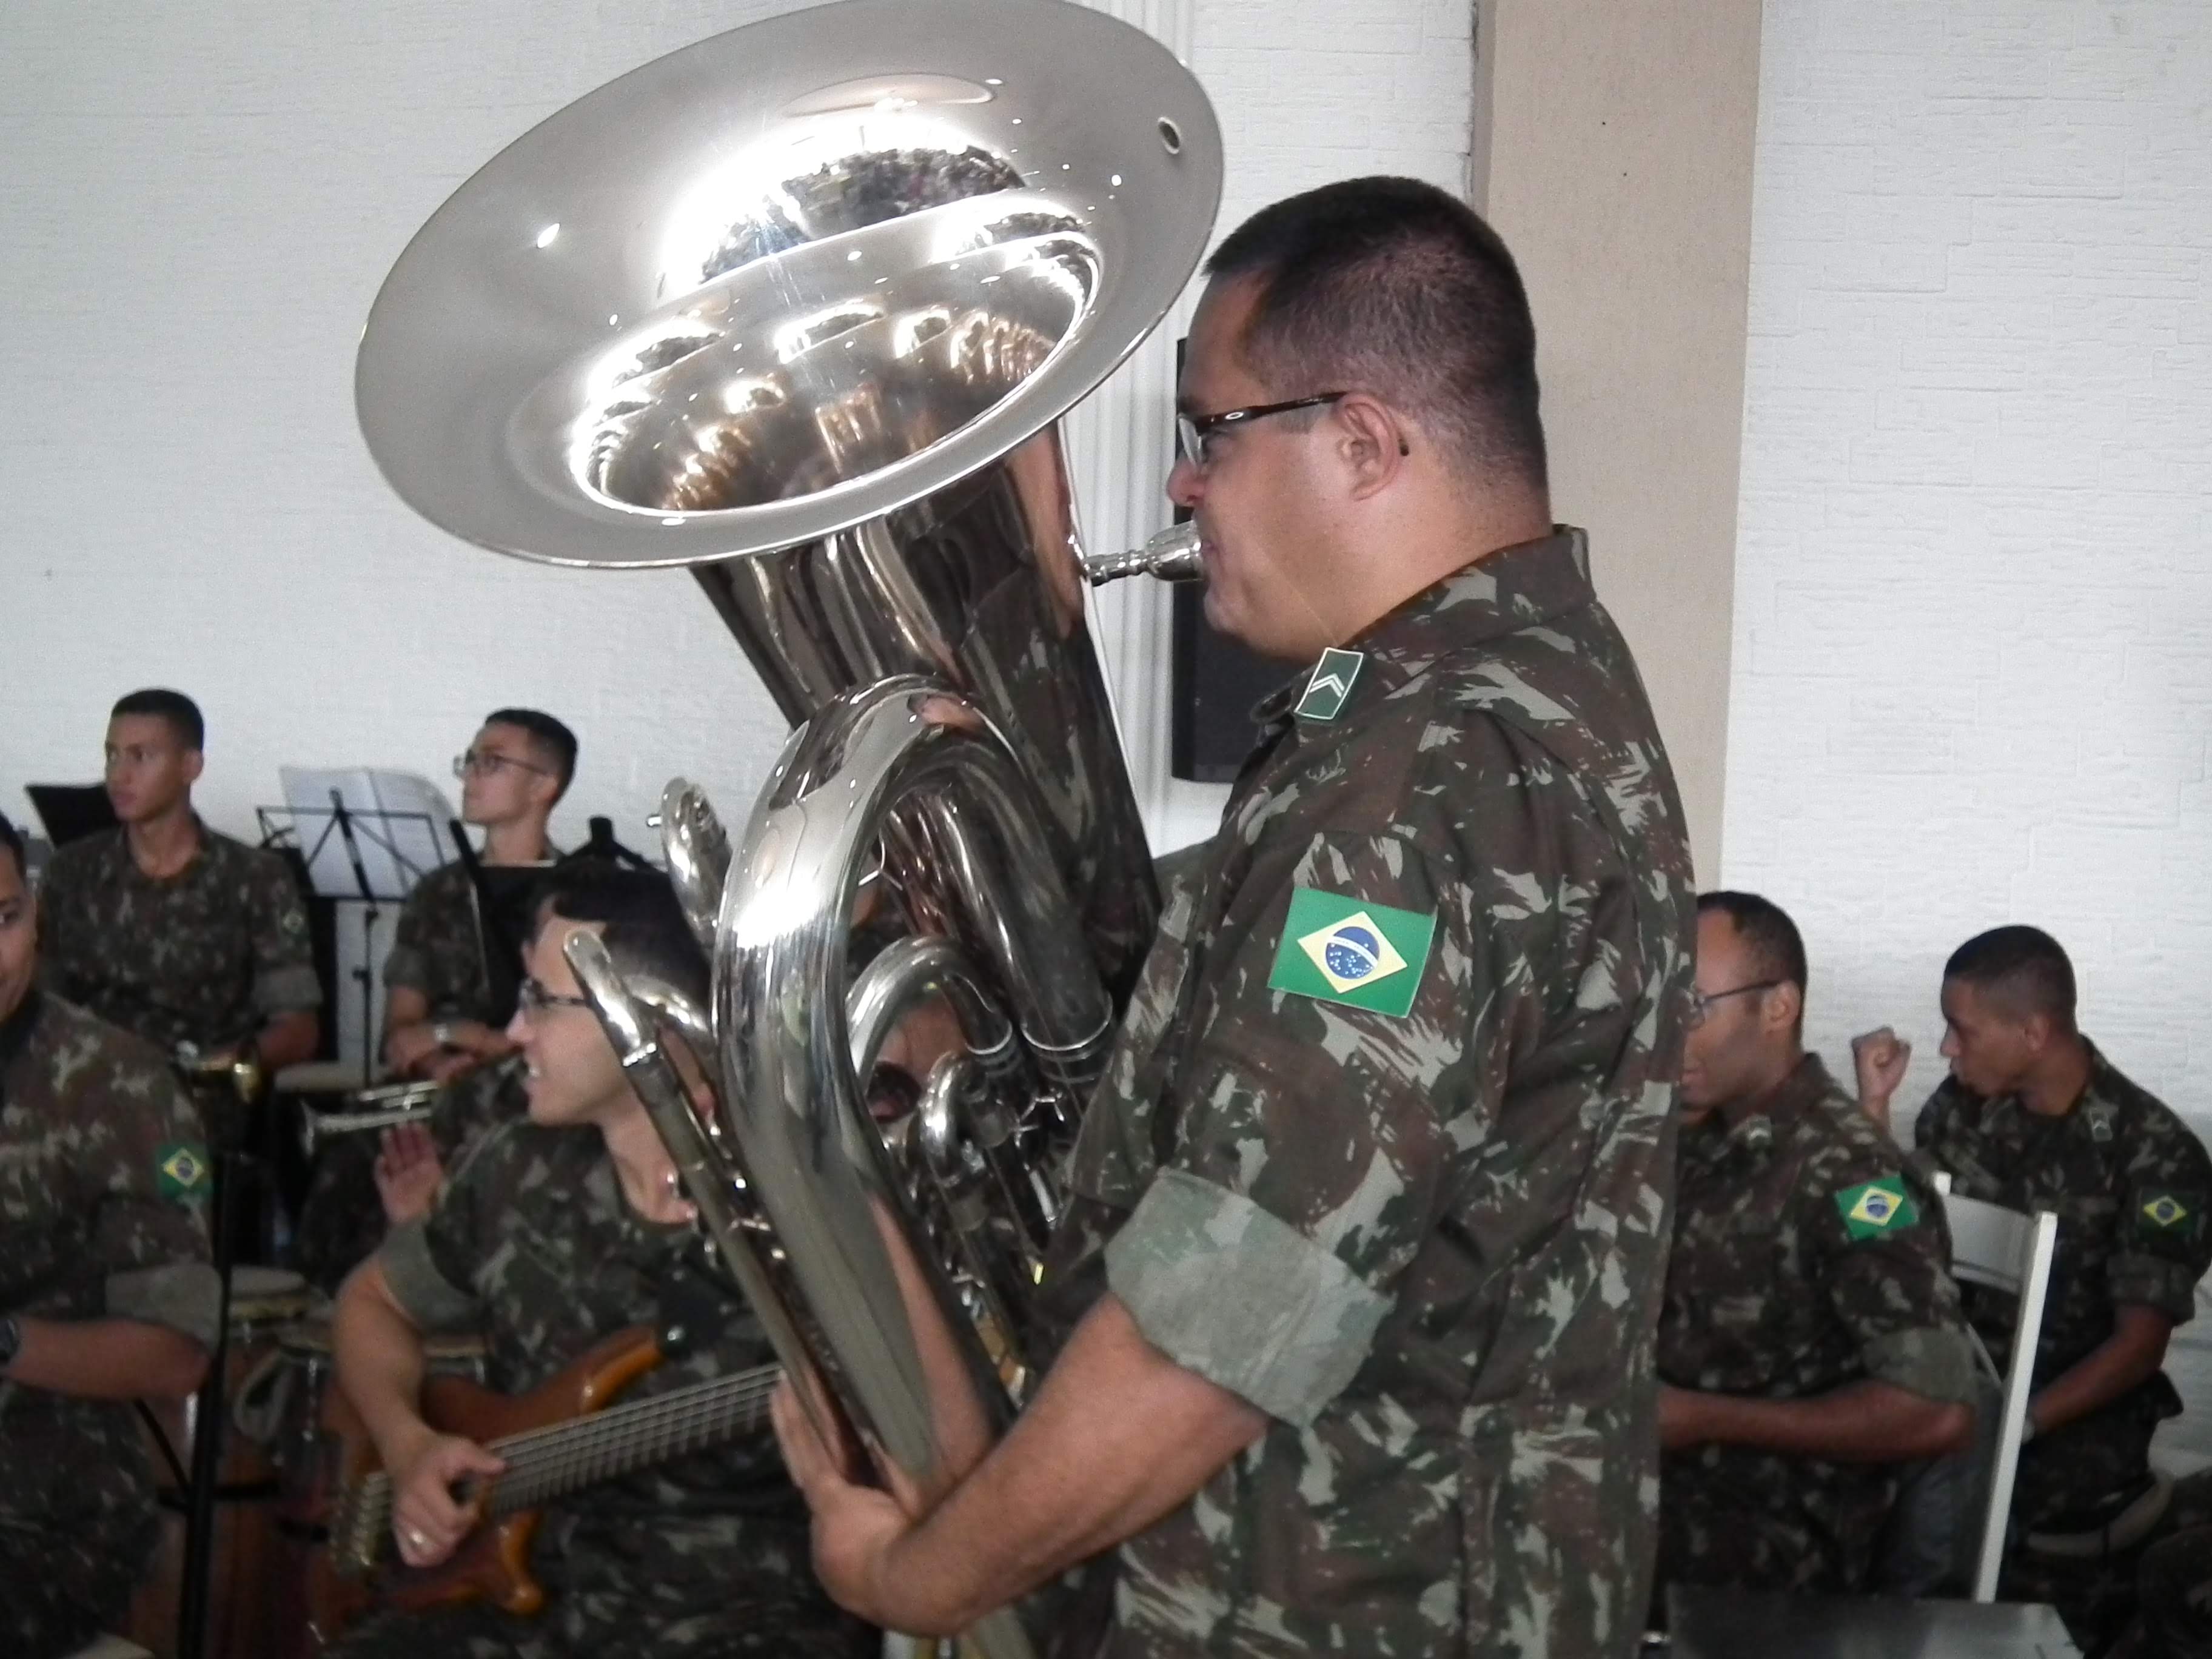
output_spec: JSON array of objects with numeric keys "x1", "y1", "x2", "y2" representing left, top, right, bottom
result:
[
  {"x1": 1176, "y1": 393, "x2": 1349, "y2": 468},
  {"x1": 1688, "y1": 980, "x2": 1782, "y2": 1028},
  {"x1": 454, "y1": 749, "x2": 552, "y2": 781},
  {"x1": 517, "y1": 976, "x2": 594, "y2": 1015}
]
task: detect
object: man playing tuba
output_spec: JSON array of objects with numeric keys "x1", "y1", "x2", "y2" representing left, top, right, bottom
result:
[{"x1": 775, "y1": 177, "x2": 1698, "y2": 1658}]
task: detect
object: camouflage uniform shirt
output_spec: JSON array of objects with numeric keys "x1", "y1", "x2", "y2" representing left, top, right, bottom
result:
[
  {"x1": 1915, "y1": 1041, "x2": 2212, "y2": 1529},
  {"x1": 381, "y1": 860, "x2": 498, "y2": 1025},
  {"x1": 351, "y1": 1118, "x2": 854, "y2": 1656},
  {"x1": 1657, "y1": 1053, "x2": 1976, "y2": 1595},
  {"x1": 39, "y1": 820, "x2": 321, "y2": 1053},
  {"x1": 0, "y1": 991, "x2": 217, "y2": 1658},
  {"x1": 1042, "y1": 529, "x2": 1697, "y2": 1658}
]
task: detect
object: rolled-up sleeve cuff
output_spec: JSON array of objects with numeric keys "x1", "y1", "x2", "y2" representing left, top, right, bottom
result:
[
  {"x1": 1104, "y1": 1168, "x2": 1391, "y2": 1427},
  {"x1": 381, "y1": 945, "x2": 430, "y2": 994},
  {"x1": 1863, "y1": 1325, "x2": 1980, "y2": 1407},
  {"x1": 378, "y1": 1219, "x2": 480, "y2": 1332},
  {"x1": 107, "y1": 1262, "x2": 223, "y2": 1350},
  {"x1": 255, "y1": 964, "x2": 326, "y2": 1015},
  {"x1": 2110, "y1": 1253, "x2": 2201, "y2": 1326}
]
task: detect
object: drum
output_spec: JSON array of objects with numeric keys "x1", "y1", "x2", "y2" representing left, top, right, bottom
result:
[
  {"x1": 128, "y1": 1267, "x2": 315, "y2": 1659},
  {"x1": 264, "y1": 1317, "x2": 488, "y2": 1658}
]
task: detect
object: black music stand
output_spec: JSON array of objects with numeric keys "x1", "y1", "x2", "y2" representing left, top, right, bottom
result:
[
  {"x1": 258, "y1": 798, "x2": 446, "y2": 1088},
  {"x1": 24, "y1": 782, "x2": 120, "y2": 846}
]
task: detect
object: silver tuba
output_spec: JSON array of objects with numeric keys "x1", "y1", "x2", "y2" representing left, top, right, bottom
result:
[{"x1": 356, "y1": 2, "x2": 1220, "y2": 1653}]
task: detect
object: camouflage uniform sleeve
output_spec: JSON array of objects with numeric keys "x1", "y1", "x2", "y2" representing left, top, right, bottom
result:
[
  {"x1": 380, "y1": 878, "x2": 438, "y2": 996},
  {"x1": 1811, "y1": 1155, "x2": 1977, "y2": 1407},
  {"x1": 377, "y1": 1124, "x2": 507, "y2": 1332},
  {"x1": 247, "y1": 851, "x2": 323, "y2": 1016},
  {"x1": 91, "y1": 1051, "x2": 220, "y2": 1349},
  {"x1": 1104, "y1": 831, "x2": 1489, "y2": 1426},
  {"x1": 2110, "y1": 1108, "x2": 2212, "y2": 1325}
]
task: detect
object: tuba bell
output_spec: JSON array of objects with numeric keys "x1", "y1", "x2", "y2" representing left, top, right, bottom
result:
[{"x1": 355, "y1": 4, "x2": 1220, "y2": 1652}]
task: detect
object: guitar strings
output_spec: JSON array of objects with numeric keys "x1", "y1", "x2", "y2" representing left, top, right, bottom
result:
[{"x1": 351, "y1": 1363, "x2": 788, "y2": 1537}]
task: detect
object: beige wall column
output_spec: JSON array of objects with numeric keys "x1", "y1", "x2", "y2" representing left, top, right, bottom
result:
[{"x1": 1472, "y1": 1, "x2": 1763, "y2": 883}]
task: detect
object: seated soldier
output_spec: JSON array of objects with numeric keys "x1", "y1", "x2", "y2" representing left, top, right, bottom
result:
[
  {"x1": 1657, "y1": 891, "x2": 1975, "y2": 1603},
  {"x1": 380, "y1": 708, "x2": 575, "y2": 1084},
  {"x1": 329, "y1": 863, "x2": 864, "y2": 1658},
  {"x1": 39, "y1": 687, "x2": 322, "y2": 1077},
  {"x1": 0, "y1": 811, "x2": 220, "y2": 1658},
  {"x1": 1857, "y1": 925, "x2": 2212, "y2": 1642}
]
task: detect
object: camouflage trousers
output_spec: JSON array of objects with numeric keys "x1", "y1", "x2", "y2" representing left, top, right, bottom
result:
[
  {"x1": 1655, "y1": 1445, "x2": 1892, "y2": 1605},
  {"x1": 329, "y1": 1599, "x2": 871, "y2": 1659},
  {"x1": 325, "y1": 1519, "x2": 871, "y2": 1659},
  {"x1": 2014, "y1": 1470, "x2": 2212, "y2": 1659},
  {"x1": 0, "y1": 1483, "x2": 159, "y2": 1659}
]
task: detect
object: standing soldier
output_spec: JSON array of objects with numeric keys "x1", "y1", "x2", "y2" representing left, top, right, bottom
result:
[
  {"x1": 39, "y1": 687, "x2": 323, "y2": 1081},
  {"x1": 0, "y1": 810, "x2": 220, "y2": 1658},
  {"x1": 1657, "y1": 893, "x2": 1974, "y2": 1606},
  {"x1": 1858, "y1": 925, "x2": 2212, "y2": 1646},
  {"x1": 773, "y1": 177, "x2": 1696, "y2": 1658}
]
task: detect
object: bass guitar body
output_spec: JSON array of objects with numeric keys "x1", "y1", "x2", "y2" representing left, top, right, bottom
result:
[{"x1": 301, "y1": 1327, "x2": 662, "y2": 1647}]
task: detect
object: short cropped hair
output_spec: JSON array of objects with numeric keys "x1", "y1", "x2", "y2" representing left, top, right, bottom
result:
[
  {"x1": 535, "y1": 862, "x2": 706, "y2": 1014},
  {"x1": 1697, "y1": 890, "x2": 1810, "y2": 1001},
  {"x1": 0, "y1": 811, "x2": 24, "y2": 883},
  {"x1": 1205, "y1": 177, "x2": 1546, "y2": 490},
  {"x1": 1945, "y1": 925, "x2": 2076, "y2": 1027},
  {"x1": 112, "y1": 688, "x2": 205, "y2": 752},
  {"x1": 484, "y1": 708, "x2": 578, "y2": 802}
]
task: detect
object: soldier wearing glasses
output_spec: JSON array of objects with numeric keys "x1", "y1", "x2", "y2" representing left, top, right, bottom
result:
[
  {"x1": 1655, "y1": 891, "x2": 1976, "y2": 1604},
  {"x1": 379, "y1": 708, "x2": 576, "y2": 1083},
  {"x1": 774, "y1": 178, "x2": 1696, "y2": 1659},
  {"x1": 329, "y1": 863, "x2": 863, "y2": 1659}
]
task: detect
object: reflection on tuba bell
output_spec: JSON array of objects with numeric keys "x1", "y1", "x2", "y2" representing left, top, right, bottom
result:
[{"x1": 355, "y1": 4, "x2": 1221, "y2": 1652}]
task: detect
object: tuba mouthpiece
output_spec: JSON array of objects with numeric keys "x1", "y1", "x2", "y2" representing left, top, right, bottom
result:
[{"x1": 1081, "y1": 521, "x2": 1202, "y2": 586}]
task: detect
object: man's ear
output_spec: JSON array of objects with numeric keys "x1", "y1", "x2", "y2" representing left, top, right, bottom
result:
[
  {"x1": 1334, "y1": 395, "x2": 1411, "y2": 500},
  {"x1": 182, "y1": 749, "x2": 206, "y2": 786},
  {"x1": 1765, "y1": 980, "x2": 1803, "y2": 1038},
  {"x1": 2020, "y1": 1010, "x2": 2056, "y2": 1056}
]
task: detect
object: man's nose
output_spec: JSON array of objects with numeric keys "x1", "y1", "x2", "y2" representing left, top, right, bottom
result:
[{"x1": 1166, "y1": 453, "x2": 1201, "y2": 511}]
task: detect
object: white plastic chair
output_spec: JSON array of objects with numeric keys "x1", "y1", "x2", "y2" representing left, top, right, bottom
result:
[{"x1": 1932, "y1": 1170, "x2": 2060, "y2": 1601}]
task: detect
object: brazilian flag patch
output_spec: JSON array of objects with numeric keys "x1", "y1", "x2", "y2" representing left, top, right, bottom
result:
[
  {"x1": 1835, "y1": 1178, "x2": 1919, "y2": 1242},
  {"x1": 2140, "y1": 1191, "x2": 2195, "y2": 1234},
  {"x1": 157, "y1": 1142, "x2": 211, "y2": 1204},
  {"x1": 1266, "y1": 887, "x2": 1436, "y2": 1018}
]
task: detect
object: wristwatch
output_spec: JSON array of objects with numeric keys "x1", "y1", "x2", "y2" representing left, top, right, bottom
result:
[
  {"x1": 431, "y1": 1021, "x2": 457, "y2": 1050},
  {"x1": 0, "y1": 1315, "x2": 22, "y2": 1371}
]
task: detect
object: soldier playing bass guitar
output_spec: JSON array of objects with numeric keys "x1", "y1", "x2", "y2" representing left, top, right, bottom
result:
[{"x1": 327, "y1": 863, "x2": 870, "y2": 1658}]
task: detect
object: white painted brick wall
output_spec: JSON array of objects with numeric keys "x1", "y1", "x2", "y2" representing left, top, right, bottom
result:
[
  {"x1": 0, "y1": 1, "x2": 1470, "y2": 863},
  {"x1": 1724, "y1": 1, "x2": 2212, "y2": 1113}
]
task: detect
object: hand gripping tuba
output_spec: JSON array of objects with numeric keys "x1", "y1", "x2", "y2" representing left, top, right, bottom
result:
[{"x1": 356, "y1": 4, "x2": 1221, "y2": 1652}]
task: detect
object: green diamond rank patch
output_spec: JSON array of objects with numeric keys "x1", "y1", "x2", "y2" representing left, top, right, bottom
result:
[
  {"x1": 157, "y1": 1142, "x2": 211, "y2": 1204},
  {"x1": 1835, "y1": 1178, "x2": 1919, "y2": 1242},
  {"x1": 1293, "y1": 648, "x2": 1365, "y2": 723},
  {"x1": 2141, "y1": 1191, "x2": 2193, "y2": 1233},
  {"x1": 1267, "y1": 887, "x2": 1436, "y2": 1018}
]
